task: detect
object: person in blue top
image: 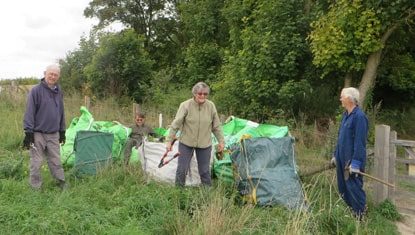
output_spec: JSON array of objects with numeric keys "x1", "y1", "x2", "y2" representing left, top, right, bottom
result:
[
  {"x1": 332, "y1": 87, "x2": 368, "y2": 218},
  {"x1": 23, "y1": 64, "x2": 68, "y2": 190}
]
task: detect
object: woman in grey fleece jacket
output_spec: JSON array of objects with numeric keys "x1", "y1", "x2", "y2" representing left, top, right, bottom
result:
[{"x1": 166, "y1": 82, "x2": 225, "y2": 187}]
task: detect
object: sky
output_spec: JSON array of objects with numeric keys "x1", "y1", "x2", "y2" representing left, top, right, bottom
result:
[{"x1": 0, "y1": 0, "x2": 97, "y2": 79}]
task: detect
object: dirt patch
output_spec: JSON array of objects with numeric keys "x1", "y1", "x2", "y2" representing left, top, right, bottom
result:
[
  {"x1": 396, "y1": 213, "x2": 415, "y2": 235},
  {"x1": 395, "y1": 188, "x2": 415, "y2": 235},
  {"x1": 365, "y1": 180, "x2": 415, "y2": 234}
]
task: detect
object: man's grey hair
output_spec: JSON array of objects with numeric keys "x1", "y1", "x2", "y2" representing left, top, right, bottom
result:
[
  {"x1": 342, "y1": 87, "x2": 360, "y2": 105},
  {"x1": 45, "y1": 64, "x2": 61, "y2": 73},
  {"x1": 192, "y1": 82, "x2": 210, "y2": 95}
]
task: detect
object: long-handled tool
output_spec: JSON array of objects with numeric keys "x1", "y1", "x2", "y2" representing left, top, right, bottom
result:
[
  {"x1": 344, "y1": 167, "x2": 395, "y2": 188},
  {"x1": 158, "y1": 139, "x2": 180, "y2": 168},
  {"x1": 158, "y1": 152, "x2": 180, "y2": 168},
  {"x1": 300, "y1": 163, "x2": 335, "y2": 178},
  {"x1": 300, "y1": 162, "x2": 395, "y2": 188}
]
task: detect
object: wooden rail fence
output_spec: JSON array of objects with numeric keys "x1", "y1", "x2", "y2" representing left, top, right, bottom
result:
[{"x1": 374, "y1": 125, "x2": 415, "y2": 212}]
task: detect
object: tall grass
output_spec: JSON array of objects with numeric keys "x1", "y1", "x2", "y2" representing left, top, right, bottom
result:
[{"x1": 0, "y1": 91, "x2": 401, "y2": 234}]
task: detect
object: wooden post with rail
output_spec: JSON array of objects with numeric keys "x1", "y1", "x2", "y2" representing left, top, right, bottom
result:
[{"x1": 388, "y1": 130, "x2": 396, "y2": 202}]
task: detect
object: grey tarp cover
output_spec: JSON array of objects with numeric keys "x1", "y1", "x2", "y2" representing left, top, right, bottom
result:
[
  {"x1": 74, "y1": 131, "x2": 114, "y2": 176},
  {"x1": 231, "y1": 137, "x2": 305, "y2": 209}
]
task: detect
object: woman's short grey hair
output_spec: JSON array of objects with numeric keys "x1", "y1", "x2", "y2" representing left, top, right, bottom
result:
[
  {"x1": 192, "y1": 82, "x2": 210, "y2": 95},
  {"x1": 342, "y1": 87, "x2": 360, "y2": 105}
]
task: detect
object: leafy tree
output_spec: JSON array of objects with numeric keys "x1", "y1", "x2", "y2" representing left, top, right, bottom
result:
[
  {"x1": 59, "y1": 31, "x2": 100, "y2": 94},
  {"x1": 180, "y1": 42, "x2": 223, "y2": 85},
  {"x1": 375, "y1": 26, "x2": 415, "y2": 107},
  {"x1": 215, "y1": 0, "x2": 314, "y2": 121},
  {"x1": 84, "y1": 29, "x2": 154, "y2": 102},
  {"x1": 84, "y1": 0, "x2": 180, "y2": 68},
  {"x1": 178, "y1": 0, "x2": 228, "y2": 46},
  {"x1": 309, "y1": 0, "x2": 415, "y2": 106},
  {"x1": 175, "y1": 0, "x2": 229, "y2": 86},
  {"x1": 309, "y1": 0, "x2": 382, "y2": 79}
]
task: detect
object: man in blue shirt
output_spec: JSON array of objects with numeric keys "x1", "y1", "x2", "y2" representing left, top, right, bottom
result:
[{"x1": 332, "y1": 87, "x2": 368, "y2": 218}]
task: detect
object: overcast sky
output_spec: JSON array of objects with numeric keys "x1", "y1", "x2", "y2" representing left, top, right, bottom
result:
[{"x1": 0, "y1": 0, "x2": 97, "y2": 79}]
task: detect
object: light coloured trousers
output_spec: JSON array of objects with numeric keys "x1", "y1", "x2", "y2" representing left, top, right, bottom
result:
[{"x1": 29, "y1": 132, "x2": 65, "y2": 188}]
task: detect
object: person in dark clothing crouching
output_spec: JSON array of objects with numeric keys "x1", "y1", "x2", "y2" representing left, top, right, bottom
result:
[{"x1": 123, "y1": 113, "x2": 155, "y2": 165}]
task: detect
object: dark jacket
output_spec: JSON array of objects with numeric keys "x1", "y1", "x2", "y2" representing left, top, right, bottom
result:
[
  {"x1": 129, "y1": 124, "x2": 155, "y2": 140},
  {"x1": 23, "y1": 79, "x2": 65, "y2": 133}
]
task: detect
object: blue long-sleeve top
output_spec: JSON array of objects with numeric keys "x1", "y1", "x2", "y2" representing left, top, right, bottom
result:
[
  {"x1": 23, "y1": 79, "x2": 66, "y2": 133},
  {"x1": 335, "y1": 106, "x2": 368, "y2": 170}
]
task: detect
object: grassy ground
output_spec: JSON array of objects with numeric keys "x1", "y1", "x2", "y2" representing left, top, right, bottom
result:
[{"x1": 0, "y1": 91, "x2": 402, "y2": 234}]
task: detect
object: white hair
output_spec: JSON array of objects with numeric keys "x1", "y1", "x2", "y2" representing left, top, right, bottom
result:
[
  {"x1": 342, "y1": 87, "x2": 360, "y2": 105},
  {"x1": 192, "y1": 81, "x2": 210, "y2": 95},
  {"x1": 45, "y1": 64, "x2": 60, "y2": 73}
]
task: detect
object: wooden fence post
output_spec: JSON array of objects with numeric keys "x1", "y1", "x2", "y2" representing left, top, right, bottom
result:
[
  {"x1": 406, "y1": 146, "x2": 415, "y2": 176},
  {"x1": 133, "y1": 103, "x2": 140, "y2": 117},
  {"x1": 11, "y1": 81, "x2": 17, "y2": 91},
  {"x1": 11, "y1": 80, "x2": 18, "y2": 100},
  {"x1": 374, "y1": 125, "x2": 390, "y2": 204},
  {"x1": 389, "y1": 130, "x2": 397, "y2": 202},
  {"x1": 84, "y1": 96, "x2": 90, "y2": 110}
]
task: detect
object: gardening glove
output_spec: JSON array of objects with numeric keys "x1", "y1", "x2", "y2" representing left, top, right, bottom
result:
[
  {"x1": 349, "y1": 160, "x2": 361, "y2": 174},
  {"x1": 23, "y1": 132, "x2": 34, "y2": 150},
  {"x1": 330, "y1": 157, "x2": 336, "y2": 167},
  {"x1": 59, "y1": 131, "x2": 66, "y2": 145}
]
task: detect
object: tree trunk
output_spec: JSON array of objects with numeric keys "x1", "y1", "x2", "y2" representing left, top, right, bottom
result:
[
  {"x1": 304, "y1": 0, "x2": 311, "y2": 15},
  {"x1": 358, "y1": 50, "x2": 382, "y2": 109},
  {"x1": 357, "y1": 9, "x2": 415, "y2": 108},
  {"x1": 358, "y1": 23, "x2": 400, "y2": 109},
  {"x1": 344, "y1": 72, "x2": 352, "y2": 88}
]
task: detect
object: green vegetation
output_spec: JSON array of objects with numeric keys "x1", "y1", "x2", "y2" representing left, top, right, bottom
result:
[
  {"x1": 59, "y1": 0, "x2": 415, "y2": 127},
  {"x1": 399, "y1": 180, "x2": 415, "y2": 193},
  {"x1": 0, "y1": 77, "x2": 38, "y2": 85},
  {"x1": 2, "y1": 0, "x2": 414, "y2": 233},
  {"x1": 0, "y1": 92, "x2": 403, "y2": 234},
  {"x1": 375, "y1": 200, "x2": 402, "y2": 221}
]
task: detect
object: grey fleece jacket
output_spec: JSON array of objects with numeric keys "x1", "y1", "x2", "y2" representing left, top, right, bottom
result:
[{"x1": 168, "y1": 98, "x2": 224, "y2": 148}]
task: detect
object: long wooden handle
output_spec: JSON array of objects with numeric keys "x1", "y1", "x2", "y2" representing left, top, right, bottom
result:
[
  {"x1": 357, "y1": 171, "x2": 395, "y2": 188},
  {"x1": 300, "y1": 164, "x2": 335, "y2": 177}
]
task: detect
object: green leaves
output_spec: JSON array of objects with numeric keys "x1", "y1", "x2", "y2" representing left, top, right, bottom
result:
[
  {"x1": 84, "y1": 29, "x2": 154, "y2": 102},
  {"x1": 309, "y1": 0, "x2": 383, "y2": 76},
  {"x1": 214, "y1": 0, "x2": 312, "y2": 120}
]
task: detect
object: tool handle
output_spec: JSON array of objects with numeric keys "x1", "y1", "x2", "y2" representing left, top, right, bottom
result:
[{"x1": 358, "y1": 171, "x2": 395, "y2": 188}]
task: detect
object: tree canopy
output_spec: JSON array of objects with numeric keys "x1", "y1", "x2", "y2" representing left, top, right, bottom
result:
[{"x1": 58, "y1": 0, "x2": 415, "y2": 129}]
